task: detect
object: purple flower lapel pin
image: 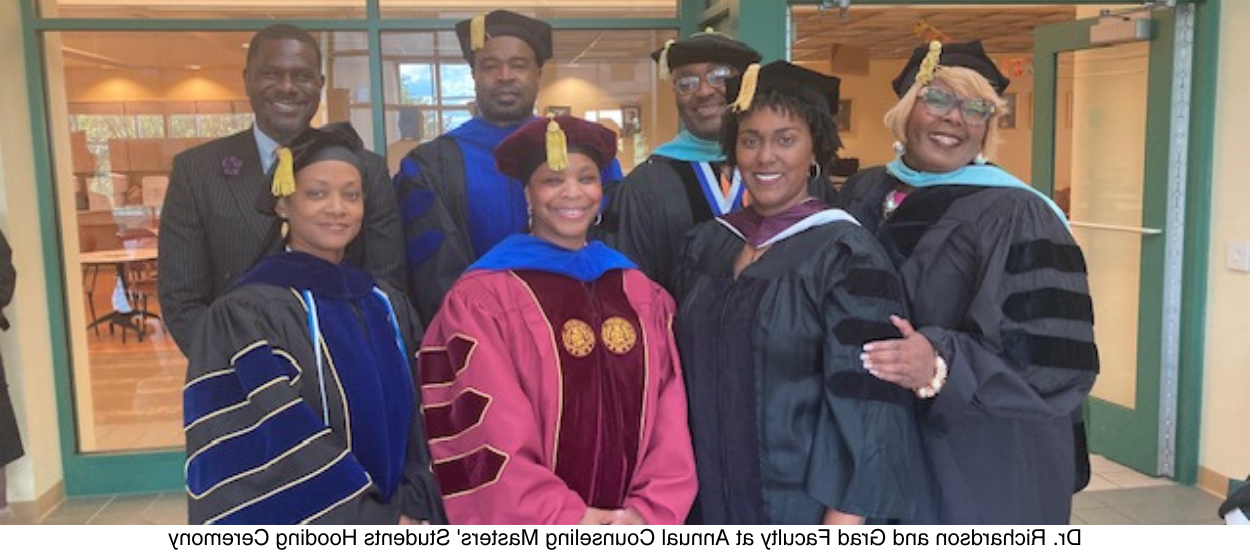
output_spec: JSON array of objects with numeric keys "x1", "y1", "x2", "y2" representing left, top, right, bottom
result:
[{"x1": 221, "y1": 155, "x2": 243, "y2": 177}]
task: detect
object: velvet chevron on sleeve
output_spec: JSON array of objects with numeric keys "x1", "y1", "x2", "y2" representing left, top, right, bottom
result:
[
  {"x1": 673, "y1": 214, "x2": 920, "y2": 524},
  {"x1": 853, "y1": 166, "x2": 1099, "y2": 524},
  {"x1": 183, "y1": 252, "x2": 444, "y2": 525},
  {"x1": 418, "y1": 249, "x2": 696, "y2": 525}
]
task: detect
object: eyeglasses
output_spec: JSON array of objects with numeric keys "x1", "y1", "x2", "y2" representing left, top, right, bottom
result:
[
  {"x1": 673, "y1": 65, "x2": 735, "y2": 96},
  {"x1": 918, "y1": 86, "x2": 997, "y2": 124}
]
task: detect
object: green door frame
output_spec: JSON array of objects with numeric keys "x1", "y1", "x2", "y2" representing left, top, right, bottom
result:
[
  {"x1": 1032, "y1": 12, "x2": 1173, "y2": 475},
  {"x1": 724, "y1": 0, "x2": 1217, "y2": 484},
  {"x1": 18, "y1": 0, "x2": 691, "y2": 496}
]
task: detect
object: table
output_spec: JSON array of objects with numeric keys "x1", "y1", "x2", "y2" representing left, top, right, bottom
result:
[{"x1": 80, "y1": 247, "x2": 160, "y2": 342}]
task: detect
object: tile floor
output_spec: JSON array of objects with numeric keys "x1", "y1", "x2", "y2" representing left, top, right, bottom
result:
[
  {"x1": 1070, "y1": 455, "x2": 1225, "y2": 525},
  {"x1": 0, "y1": 455, "x2": 1227, "y2": 525}
]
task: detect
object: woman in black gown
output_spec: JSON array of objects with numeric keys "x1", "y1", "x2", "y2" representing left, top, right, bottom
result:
[
  {"x1": 673, "y1": 61, "x2": 919, "y2": 525},
  {"x1": 848, "y1": 41, "x2": 1098, "y2": 524}
]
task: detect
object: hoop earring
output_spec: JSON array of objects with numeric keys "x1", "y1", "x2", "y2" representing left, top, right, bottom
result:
[
  {"x1": 809, "y1": 160, "x2": 823, "y2": 181},
  {"x1": 594, "y1": 211, "x2": 603, "y2": 226}
]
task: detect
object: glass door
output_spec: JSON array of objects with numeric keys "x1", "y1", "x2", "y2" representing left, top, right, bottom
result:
[{"x1": 1032, "y1": 9, "x2": 1175, "y2": 475}]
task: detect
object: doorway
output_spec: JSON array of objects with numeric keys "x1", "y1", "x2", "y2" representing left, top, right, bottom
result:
[{"x1": 785, "y1": 2, "x2": 1190, "y2": 478}]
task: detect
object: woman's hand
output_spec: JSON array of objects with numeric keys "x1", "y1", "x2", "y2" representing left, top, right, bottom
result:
[
  {"x1": 398, "y1": 514, "x2": 428, "y2": 525},
  {"x1": 861, "y1": 315, "x2": 938, "y2": 390},
  {"x1": 578, "y1": 507, "x2": 618, "y2": 525},
  {"x1": 607, "y1": 508, "x2": 647, "y2": 525},
  {"x1": 822, "y1": 508, "x2": 865, "y2": 525}
]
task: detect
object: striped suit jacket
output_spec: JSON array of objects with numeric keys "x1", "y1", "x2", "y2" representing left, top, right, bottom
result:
[{"x1": 158, "y1": 129, "x2": 404, "y2": 355}]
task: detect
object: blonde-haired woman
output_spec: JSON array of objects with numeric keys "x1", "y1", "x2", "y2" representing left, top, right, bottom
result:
[{"x1": 840, "y1": 41, "x2": 1099, "y2": 524}]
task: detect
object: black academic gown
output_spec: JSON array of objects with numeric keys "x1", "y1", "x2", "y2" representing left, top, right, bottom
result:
[
  {"x1": 841, "y1": 167, "x2": 1099, "y2": 524},
  {"x1": 672, "y1": 206, "x2": 919, "y2": 524},
  {"x1": 0, "y1": 230, "x2": 20, "y2": 467},
  {"x1": 183, "y1": 252, "x2": 445, "y2": 525}
]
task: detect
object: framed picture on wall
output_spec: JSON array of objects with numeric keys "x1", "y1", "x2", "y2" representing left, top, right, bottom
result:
[
  {"x1": 621, "y1": 105, "x2": 641, "y2": 136},
  {"x1": 545, "y1": 105, "x2": 571, "y2": 117},
  {"x1": 835, "y1": 99, "x2": 853, "y2": 133},
  {"x1": 998, "y1": 92, "x2": 1018, "y2": 129}
]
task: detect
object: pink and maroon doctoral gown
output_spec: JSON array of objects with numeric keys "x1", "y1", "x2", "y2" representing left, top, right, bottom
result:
[{"x1": 418, "y1": 234, "x2": 697, "y2": 524}]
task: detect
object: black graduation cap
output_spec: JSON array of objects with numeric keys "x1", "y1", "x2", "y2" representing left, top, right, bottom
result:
[
  {"x1": 650, "y1": 29, "x2": 762, "y2": 76},
  {"x1": 724, "y1": 61, "x2": 841, "y2": 117},
  {"x1": 891, "y1": 39, "x2": 1011, "y2": 97},
  {"x1": 270, "y1": 122, "x2": 364, "y2": 198},
  {"x1": 455, "y1": 10, "x2": 554, "y2": 67}
]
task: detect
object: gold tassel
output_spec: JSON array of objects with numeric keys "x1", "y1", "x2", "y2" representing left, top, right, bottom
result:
[
  {"x1": 470, "y1": 13, "x2": 486, "y2": 52},
  {"x1": 916, "y1": 40, "x2": 943, "y2": 88},
  {"x1": 271, "y1": 147, "x2": 296, "y2": 197},
  {"x1": 657, "y1": 39, "x2": 675, "y2": 80},
  {"x1": 545, "y1": 117, "x2": 568, "y2": 172},
  {"x1": 729, "y1": 63, "x2": 760, "y2": 112}
]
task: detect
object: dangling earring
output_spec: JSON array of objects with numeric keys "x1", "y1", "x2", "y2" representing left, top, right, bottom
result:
[
  {"x1": 526, "y1": 205, "x2": 533, "y2": 230},
  {"x1": 892, "y1": 141, "x2": 906, "y2": 156},
  {"x1": 974, "y1": 153, "x2": 988, "y2": 165}
]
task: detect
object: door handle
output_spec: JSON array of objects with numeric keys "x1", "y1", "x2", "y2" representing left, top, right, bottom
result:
[{"x1": 1068, "y1": 221, "x2": 1163, "y2": 235}]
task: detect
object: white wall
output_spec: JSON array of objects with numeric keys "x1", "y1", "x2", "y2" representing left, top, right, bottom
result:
[
  {"x1": 0, "y1": 0, "x2": 65, "y2": 505},
  {"x1": 1200, "y1": 0, "x2": 1250, "y2": 483}
]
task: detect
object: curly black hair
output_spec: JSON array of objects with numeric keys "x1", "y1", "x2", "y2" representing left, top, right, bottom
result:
[{"x1": 719, "y1": 88, "x2": 842, "y2": 176}]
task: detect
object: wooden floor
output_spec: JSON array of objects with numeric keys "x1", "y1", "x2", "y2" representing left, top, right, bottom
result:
[{"x1": 81, "y1": 283, "x2": 186, "y2": 453}]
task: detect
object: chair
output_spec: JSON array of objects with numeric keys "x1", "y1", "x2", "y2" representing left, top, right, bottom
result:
[
  {"x1": 116, "y1": 227, "x2": 162, "y2": 341},
  {"x1": 82, "y1": 264, "x2": 102, "y2": 337},
  {"x1": 141, "y1": 176, "x2": 169, "y2": 209}
]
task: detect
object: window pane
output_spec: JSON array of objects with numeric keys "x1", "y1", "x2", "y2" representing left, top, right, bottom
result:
[
  {"x1": 399, "y1": 63, "x2": 435, "y2": 105},
  {"x1": 45, "y1": 29, "x2": 370, "y2": 454},
  {"x1": 168, "y1": 115, "x2": 197, "y2": 138},
  {"x1": 41, "y1": 0, "x2": 366, "y2": 19},
  {"x1": 136, "y1": 115, "x2": 165, "y2": 139},
  {"x1": 382, "y1": 29, "x2": 678, "y2": 173},
  {"x1": 438, "y1": 64, "x2": 473, "y2": 105},
  {"x1": 441, "y1": 109, "x2": 472, "y2": 134}
]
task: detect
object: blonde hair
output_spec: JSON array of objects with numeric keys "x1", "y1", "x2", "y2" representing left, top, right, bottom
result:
[{"x1": 883, "y1": 66, "x2": 1008, "y2": 160}]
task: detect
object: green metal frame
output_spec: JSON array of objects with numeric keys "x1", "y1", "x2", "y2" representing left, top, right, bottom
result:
[
  {"x1": 1175, "y1": 0, "x2": 1218, "y2": 485},
  {"x1": 1033, "y1": 13, "x2": 1172, "y2": 475},
  {"x1": 20, "y1": 0, "x2": 186, "y2": 497},
  {"x1": 18, "y1": 0, "x2": 687, "y2": 496}
]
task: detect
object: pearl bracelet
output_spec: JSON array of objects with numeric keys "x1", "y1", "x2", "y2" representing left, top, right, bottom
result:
[{"x1": 915, "y1": 354, "x2": 948, "y2": 399}]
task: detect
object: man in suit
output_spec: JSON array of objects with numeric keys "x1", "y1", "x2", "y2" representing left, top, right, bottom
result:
[{"x1": 159, "y1": 23, "x2": 403, "y2": 355}]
